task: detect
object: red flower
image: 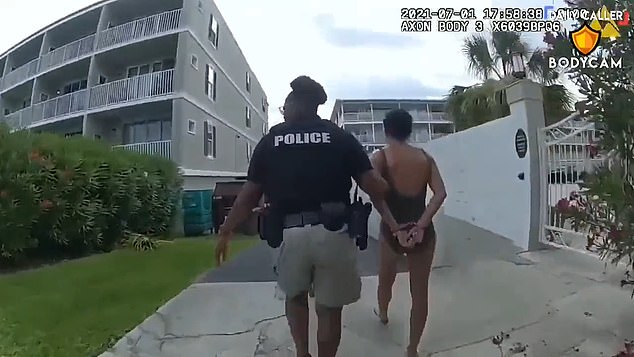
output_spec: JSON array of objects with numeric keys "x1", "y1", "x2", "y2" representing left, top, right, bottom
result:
[
  {"x1": 607, "y1": 229, "x2": 624, "y2": 241},
  {"x1": 29, "y1": 150, "x2": 41, "y2": 161},
  {"x1": 40, "y1": 199, "x2": 54, "y2": 210},
  {"x1": 556, "y1": 198, "x2": 570, "y2": 212}
]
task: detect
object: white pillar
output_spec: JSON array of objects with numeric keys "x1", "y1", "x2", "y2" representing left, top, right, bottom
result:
[{"x1": 506, "y1": 79, "x2": 546, "y2": 250}]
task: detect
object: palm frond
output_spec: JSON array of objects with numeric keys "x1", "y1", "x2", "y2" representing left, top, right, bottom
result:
[
  {"x1": 490, "y1": 32, "x2": 524, "y2": 76},
  {"x1": 527, "y1": 49, "x2": 560, "y2": 85},
  {"x1": 542, "y1": 84, "x2": 575, "y2": 125},
  {"x1": 462, "y1": 34, "x2": 497, "y2": 80}
]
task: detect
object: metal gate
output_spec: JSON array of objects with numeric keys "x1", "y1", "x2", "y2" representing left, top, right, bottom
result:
[{"x1": 538, "y1": 113, "x2": 607, "y2": 254}]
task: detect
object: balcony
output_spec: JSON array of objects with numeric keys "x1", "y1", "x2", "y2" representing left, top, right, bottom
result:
[
  {"x1": 39, "y1": 34, "x2": 96, "y2": 73},
  {"x1": 32, "y1": 89, "x2": 88, "y2": 123},
  {"x1": 0, "y1": 9, "x2": 182, "y2": 93},
  {"x1": 88, "y1": 69, "x2": 174, "y2": 109},
  {"x1": 96, "y1": 9, "x2": 182, "y2": 50},
  {"x1": 112, "y1": 140, "x2": 171, "y2": 159},
  {"x1": 3, "y1": 107, "x2": 32, "y2": 130},
  {"x1": 1, "y1": 59, "x2": 39, "y2": 91}
]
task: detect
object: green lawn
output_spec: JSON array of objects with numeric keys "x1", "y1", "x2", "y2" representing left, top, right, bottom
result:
[{"x1": 0, "y1": 237, "x2": 257, "y2": 357}]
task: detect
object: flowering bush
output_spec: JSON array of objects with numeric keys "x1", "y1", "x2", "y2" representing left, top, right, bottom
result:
[
  {"x1": 0, "y1": 124, "x2": 182, "y2": 266},
  {"x1": 545, "y1": 0, "x2": 634, "y2": 298}
]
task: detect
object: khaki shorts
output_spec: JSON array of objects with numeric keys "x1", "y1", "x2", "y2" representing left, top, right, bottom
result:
[{"x1": 276, "y1": 225, "x2": 361, "y2": 307}]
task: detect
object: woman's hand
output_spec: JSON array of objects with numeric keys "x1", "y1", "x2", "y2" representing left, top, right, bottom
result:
[
  {"x1": 395, "y1": 230, "x2": 415, "y2": 248},
  {"x1": 408, "y1": 224, "x2": 426, "y2": 244}
]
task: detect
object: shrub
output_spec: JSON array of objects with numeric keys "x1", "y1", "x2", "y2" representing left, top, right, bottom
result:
[{"x1": 0, "y1": 124, "x2": 182, "y2": 266}]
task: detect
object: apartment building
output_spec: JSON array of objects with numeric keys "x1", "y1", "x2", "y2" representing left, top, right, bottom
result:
[
  {"x1": 0, "y1": 0, "x2": 269, "y2": 189},
  {"x1": 329, "y1": 99, "x2": 454, "y2": 153}
]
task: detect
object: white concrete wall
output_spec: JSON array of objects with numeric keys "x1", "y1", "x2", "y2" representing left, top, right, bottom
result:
[
  {"x1": 422, "y1": 114, "x2": 532, "y2": 249},
  {"x1": 359, "y1": 113, "x2": 531, "y2": 248}
]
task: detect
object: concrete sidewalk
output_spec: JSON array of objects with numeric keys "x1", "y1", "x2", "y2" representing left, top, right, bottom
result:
[{"x1": 101, "y1": 215, "x2": 634, "y2": 357}]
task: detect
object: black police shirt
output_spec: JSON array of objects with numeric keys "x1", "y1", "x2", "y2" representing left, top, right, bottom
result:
[{"x1": 247, "y1": 116, "x2": 372, "y2": 214}]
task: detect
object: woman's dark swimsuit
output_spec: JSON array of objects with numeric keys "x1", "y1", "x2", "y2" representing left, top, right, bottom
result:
[{"x1": 378, "y1": 149, "x2": 436, "y2": 255}]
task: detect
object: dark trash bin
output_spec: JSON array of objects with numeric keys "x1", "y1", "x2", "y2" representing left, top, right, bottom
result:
[{"x1": 182, "y1": 189, "x2": 213, "y2": 236}]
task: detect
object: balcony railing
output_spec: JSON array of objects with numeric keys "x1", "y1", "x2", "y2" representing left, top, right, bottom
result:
[
  {"x1": 0, "y1": 9, "x2": 182, "y2": 93},
  {"x1": 39, "y1": 34, "x2": 96, "y2": 72},
  {"x1": 3, "y1": 107, "x2": 33, "y2": 130},
  {"x1": 32, "y1": 89, "x2": 88, "y2": 123},
  {"x1": 1, "y1": 58, "x2": 39, "y2": 90},
  {"x1": 113, "y1": 140, "x2": 171, "y2": 159},
  {"x1": 97, "y1": 9, "x2": 182, "y2": 50},
  {"x1": 89, "y1": 69, "x2": 174, "y2": 108}
]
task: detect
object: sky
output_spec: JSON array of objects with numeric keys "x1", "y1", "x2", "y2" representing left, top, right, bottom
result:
[{"x1": 0, "y1": 0, "x2": 574, "y2": 125}]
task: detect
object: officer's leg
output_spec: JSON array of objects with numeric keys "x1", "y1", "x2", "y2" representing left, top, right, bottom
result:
[
  {"x1": 286, "y1": 292, "x2": 310, "y2": 357},
  {"x1": 377, "y1": 225, "x2": 400, "y2": 324},
  {"x1": 277, "y1": 227, "x2": 313, "y2": 356},
  {"x1": 315, "y1": 304, "x2": 342, "y2": 357},
  {"x1": 311, "y1": 226, "x2": 360, "y2": 356}
]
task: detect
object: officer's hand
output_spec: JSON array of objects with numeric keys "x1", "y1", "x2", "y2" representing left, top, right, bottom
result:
[
  {"x1": 215, "y1": 228, "x2": 232, "y2": 266},
  {"x1": 252, "y1": 203, "x2": 270, "y2": 214}
]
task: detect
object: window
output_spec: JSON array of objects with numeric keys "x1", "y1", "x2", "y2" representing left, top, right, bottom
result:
[
  {"x1": 245, "y1": 106, "x2": 251, "y2": 127},
  {"x1": 262, "y1": 122, "x2": 267, "y2": 135},
  {"x1": 162, "y1": 58, "x2": 175, "y2": 70},
  {"x1": 61, "y1": 80, "x2": 87, "y2": 95},
  {"x1": 65, "y1": 131, "x2": 82, "y2": 138},
  {"x1": 203, "y1": 120, "x2": 216, "y2": 158},
  {"x1": 40, "y1": 93, "x2": 49, "y2": 102},
  {"x1": 191, "y1": 55, "x2": 198, "y2": 69},
  {"x1": 197, "y1": 0, "x2": 203, "y2": 12},
  {"x1": 205, "y1": 65, "x2": 217, "y2": 100},
  {"x1": 246, "y1": 142, "x2": 252, "y2": 162},
  {"x1": 152, "y1": 61, "x2": 162, "y2": 72},
  {"x1": 127, "y1": 66, "x2": 139, "y2": 78},
  {"x1": 261, "y1": 97, "x2": 267, "y2": 112},
  {"x1": 188, "y1": 119, "x2": 196, "y2": 134},
  {"x1": 123, "y1": 120, "x2": 171, "y2": 144},
  {"x1": 208, "y1": 14, "x2": 219, "y2": 47},
  {"x1": 99, "y1": 75, "x2": 107, "y2": 85},
  {"x1": 139, "y1": 64, "x2": 150, "y2": 75},
  {"x1": 245, "y1": 72, "x2": 251, "y2": 92}
]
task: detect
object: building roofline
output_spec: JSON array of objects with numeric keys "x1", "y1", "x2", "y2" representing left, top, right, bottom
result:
[
  {"x1": 333, "y1": 98, "x2": 446, "y2": 103},
  {"x1": 0, "y1": 0, "x2": 113, "y2": 59}
]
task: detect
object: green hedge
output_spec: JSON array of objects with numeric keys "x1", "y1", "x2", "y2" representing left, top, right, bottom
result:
[{"x1": 0, "y1": 124, "x2": 182, "y2": 266}]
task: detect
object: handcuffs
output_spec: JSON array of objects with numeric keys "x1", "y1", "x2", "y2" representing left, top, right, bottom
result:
[{"x1": 392, "y1": 222, "x2": 423, "y2": 247}]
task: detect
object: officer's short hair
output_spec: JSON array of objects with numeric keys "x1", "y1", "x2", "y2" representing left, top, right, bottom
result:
[
  {"x1": 288, "y1": 76, "x2": 327, "y2": 109},
  {"x1": 383, "y1": 109, "x2": 412, "y2": 141}
]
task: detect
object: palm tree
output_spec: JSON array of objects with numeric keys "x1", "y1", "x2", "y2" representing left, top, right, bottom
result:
[{"x1": 447, "y1": 31, "x2": 574, "y2": 131}]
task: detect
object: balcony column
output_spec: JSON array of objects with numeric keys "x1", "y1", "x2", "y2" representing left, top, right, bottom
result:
[
  {"x1": 370, "y1": 103, "x2": 376, "y2": 142},
  {"x1": 94, "y1": 4, "x2": 113, "y2": 48},
  {"x1": 82, "y1": 115, "x2": 97, "y2": 138}
]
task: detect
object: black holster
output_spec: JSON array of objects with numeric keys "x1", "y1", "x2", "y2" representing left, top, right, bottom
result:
[
  {"x1": 258, "y1": 208, "x2": 284, "y2": 248},
  {"x1": 348, "y1": 185, "x2": 373, "y2": 250}
]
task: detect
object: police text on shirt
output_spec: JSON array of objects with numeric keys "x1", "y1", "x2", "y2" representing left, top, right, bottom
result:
[{"x1": 274, "y1": 132, "x2": 331, "y2": 146}]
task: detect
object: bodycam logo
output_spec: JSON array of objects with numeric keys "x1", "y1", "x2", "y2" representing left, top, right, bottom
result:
[{"x1": 547, "y1": 5, "x2": 626, "y2": 69}]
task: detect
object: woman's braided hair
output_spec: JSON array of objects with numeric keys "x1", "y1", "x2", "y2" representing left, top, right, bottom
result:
[{"x1": 289, "y1": 75, "x2": 327, "y2": 108}]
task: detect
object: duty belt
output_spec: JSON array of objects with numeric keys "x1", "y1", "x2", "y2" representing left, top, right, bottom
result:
[{"x1": 283, "y1": 211, "x2": 320, "y2": 228}]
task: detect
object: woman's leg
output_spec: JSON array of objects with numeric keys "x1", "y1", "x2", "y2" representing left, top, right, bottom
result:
[
  {"x1": 406, "y1": 240, "x2": 435, "y2": 355},
  {"x1": 377, "y1": 229, "x2": 400, "y2": 324}
]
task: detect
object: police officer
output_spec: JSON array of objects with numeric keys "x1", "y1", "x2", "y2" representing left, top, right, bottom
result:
[{"x1": 216, "y1": 75, "x2": 404, "y2": 357}]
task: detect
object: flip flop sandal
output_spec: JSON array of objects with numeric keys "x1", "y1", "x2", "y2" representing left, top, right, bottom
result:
[{"x1": 373, "y1": 307, "x2": 389, "y2": 325}]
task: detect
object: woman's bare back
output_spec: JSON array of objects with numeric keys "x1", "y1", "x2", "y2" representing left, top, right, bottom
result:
[{"x1": 381, "y1": 144, "x2": 432, "y2": 197}]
